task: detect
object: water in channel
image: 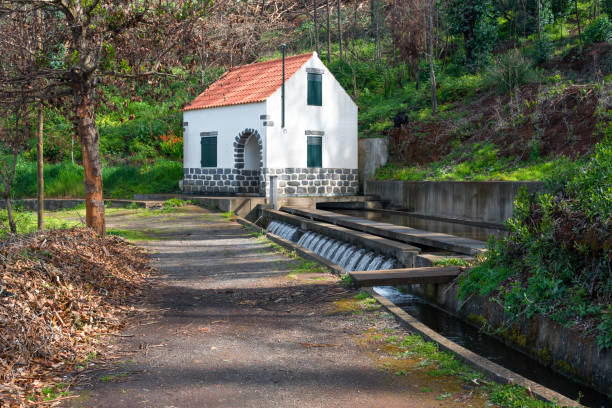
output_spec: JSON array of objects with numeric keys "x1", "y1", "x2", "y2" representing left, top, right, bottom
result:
[
  {"x1": 267, "y1": 221, "x2": 397, "y2": 271},
  {"x1": 374, "y1": 286, "x2": 611, "y2": 408},
  {"x1": 328, "y1": 209, "x2": 506, "y2": 242}
]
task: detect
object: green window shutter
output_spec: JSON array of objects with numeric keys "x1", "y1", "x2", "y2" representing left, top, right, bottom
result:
[
  {"x1": 307, "y1": 73, "x2": 322, "y2": 106},
  {"x1": 307, "y1": 136, "x2": 322, "y2": 168},
  {"x1": 201, "y1": 136, "x2": 217, "y2": 167}
]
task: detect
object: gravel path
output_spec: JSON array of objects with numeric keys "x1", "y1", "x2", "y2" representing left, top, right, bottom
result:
[{"x1": 63, "y1": 206, "x2": 484, "y2": 408}]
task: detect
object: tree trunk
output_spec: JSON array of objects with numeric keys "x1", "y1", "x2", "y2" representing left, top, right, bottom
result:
[
  {"x1": 75, "y1": 85, "x2": 105, "y2": 235},
  {"x1": 337, "y1": 0, "x2": 343, "y2": 60},
  {"x1": 314, "y1": 0, "x2": 320, "y2": 54},
  {"x1": 428, "y1": 0, "x2": 437, "y2": 114},
  {"x1": 326, "y1": 0, "x2": 331, "y2": 63},
  {"x1": 37, "y1": 104, "x2": 44, "y2": 230},
  {"x1": 5, "y1": 153, "x2": 18, "y2": 234},
  {"x1": 6, "y1": 196, "x2": 15, "y2": 234}
]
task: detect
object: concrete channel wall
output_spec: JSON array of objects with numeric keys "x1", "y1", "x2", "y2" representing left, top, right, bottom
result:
[
  {"x1": 406, "y1": 282, "x2": 612, "y2": 396},
  {"x1": 265, "y1": 209, "x2": 420, "y2": 267},
  {"x1": 365, "y1": 180, "x2": 545, "y2": 224}
]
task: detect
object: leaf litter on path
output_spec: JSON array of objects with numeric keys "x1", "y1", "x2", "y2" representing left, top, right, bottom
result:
[{"x1": 0, "y1": 228, "x2": 154, "y2": 407}]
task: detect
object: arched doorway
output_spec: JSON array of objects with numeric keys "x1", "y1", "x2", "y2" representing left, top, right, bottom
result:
[{"x1": 234, "y1": 129, "x2": 264, "y2": 195}]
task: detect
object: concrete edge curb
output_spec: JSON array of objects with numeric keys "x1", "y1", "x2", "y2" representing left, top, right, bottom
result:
[{"x1": 367, "y1": 289, "x2": 582, "y2": 408}]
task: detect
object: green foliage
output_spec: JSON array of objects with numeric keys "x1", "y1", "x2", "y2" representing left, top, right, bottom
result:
[
  {"x1": 485, "y1": 50, "x2": 535, "y2": 93},
  {"x1": 458, "y1": 138, "x2": 612, "y2": 350},
  {"x1": 604, "y1": 0, "x2": 612, "y2": 17},
  {"x1": 340, "y1": 273, "x2": 355, "y2": 287},
  {"x1": 531, "y1": 35, "x2": 555, "y2": 63},
  {"x1": 0, "y1": 209, "x2": 80, "y2": 238},
  {"x1": 162, "y1": 198, "x2": 189, "y2": 209},
  {"x1": 445, "y1": 0, "x2": 498, "y2": 69},
  {"x1": 354, "y1": 291, "x2": 371, "y2": 300},
  {"x1": 106, "y1": 228, "x2": 159, "y2": 241},
  {"x1": 375, "y1": 143, "x2": 577, "y2": 182},
  {"x1": 432, "y1": 257, "x2": 471, "y2": 267},
  {"x1": 596, "y1": 310, "x2": 612, "y2": 349},
  {"x1": 12, "y1": 160, "x2": 182, "y2": 199},
  {"x1": 488, "y1": 384, "x2": 556, "y2": 408},
  {"x1": 583, "y1": 15, "x2": 612, "y2": 45},
  {"x1": 551, "y1": 0, "x2": 572, "y2": 20},
  {"x1": 382, "y1": 332, "x2": 556, "y2": 406},
  {"x1": 564, "y1": 137, "x2": 612, "y2": 220}
]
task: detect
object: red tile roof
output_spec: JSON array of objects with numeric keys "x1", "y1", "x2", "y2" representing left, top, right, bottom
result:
[{"x1": 183, "y1": 52, "x2": 314, "y2": 111}]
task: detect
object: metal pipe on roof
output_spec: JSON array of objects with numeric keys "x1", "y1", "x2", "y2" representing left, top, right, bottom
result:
[{"x1": 281, "y1": 44, "x2": 286, "y2": 129}]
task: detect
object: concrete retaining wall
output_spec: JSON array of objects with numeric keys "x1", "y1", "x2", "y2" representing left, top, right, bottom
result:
[
  {"x1": 358, "y1": 137, "x2": 388, "y2": 192},
  {"x1": 405, "y1": 282, "x2": 612, "y2": 396},
  {"x1": 365, "y1": 180, "x2": 545, "y2": 223}
]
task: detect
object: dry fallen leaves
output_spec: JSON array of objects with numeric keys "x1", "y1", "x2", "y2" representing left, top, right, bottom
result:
[{"x1": 0, "y1": 228, "x2": 154, "y2": 407}]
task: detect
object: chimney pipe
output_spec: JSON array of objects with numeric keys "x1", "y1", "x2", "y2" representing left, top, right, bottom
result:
[{"x1": 281, "y1": 44, "x2": 286, "y2": 129}]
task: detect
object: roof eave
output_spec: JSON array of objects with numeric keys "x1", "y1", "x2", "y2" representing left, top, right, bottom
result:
[{"x1": 182, "y1": 98, "x2": 268, "y2": 112}]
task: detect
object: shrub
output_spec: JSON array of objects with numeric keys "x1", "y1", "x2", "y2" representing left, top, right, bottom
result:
[
  {"x1": 458, "y1": 137, "x2": 612, "y2": 349},
  {"x1": 157, "y1": 133, "x2": 183, "y2": 160},
  {"x1": 583, "y1": 15, "x2": 612, "y2": 45},
  {"x1": 13, "y1": 160, "x2": 183, "y2": 199},
  {"x1": 485, "y1": 50, "x2": 535, "y2": 93},
  {"x1": 531, "y1": 36, "x2": 554, "y2": 63}
]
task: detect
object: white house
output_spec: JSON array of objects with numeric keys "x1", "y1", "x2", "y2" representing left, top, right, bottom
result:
[{"x1": 181, "y1": 52, "x2": 358, "y2": 197}]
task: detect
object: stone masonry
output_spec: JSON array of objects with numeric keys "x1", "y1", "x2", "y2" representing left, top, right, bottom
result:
[
  {"x1": 264, "y1": 168, "x2": 359, "y2": 196},
  {"x1": 182, "y1": 168, "x2": 264, "y2": 195},
  {"x1": 182, "y1": 167, "x2": 359, "y2": 196}
]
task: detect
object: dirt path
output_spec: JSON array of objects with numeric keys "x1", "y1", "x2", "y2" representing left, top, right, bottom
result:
[{"x1": 63, "y1": 206, "x2": 487, "y2": 408}]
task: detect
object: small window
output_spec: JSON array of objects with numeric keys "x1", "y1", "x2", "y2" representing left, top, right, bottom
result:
[
  {"x1": 201, "y1": 136, "x2": 217, "y2": 167},
  {"x1": 307, "y1": 73, "x2": 322, "y2": 106},
  {"x1": 307, "y1": 136, "x2": 322, "y2": 168}
]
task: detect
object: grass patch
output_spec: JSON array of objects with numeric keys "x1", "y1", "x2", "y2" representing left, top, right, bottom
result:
[
  {"x1": 376, "y1": 331, "x2": 561, "y2": 407},
  {"x1": 221, "y1": 211, "x2": 235, "y2": 221},
  {"x1": 340, "y1": 273, "x2": 355, "y2": 287},
  {"x1": 290, "y1": 260, "x2": 327, "y2": 275},
  {"x1": 106, "y1": 228, "x2": 160, "y2": 241},
  {"x1": 0, "y1": 208, "x2": 82, "y2": 238},
  {"x1": 376, "y1": 154, "x2": 579, "y2": 182},
  {"x1": 13, "y1": 159, "x2": 182, "y2": 199},
  {"x1": 431, "y1": 257, "x2": 471, "y2": 267}
]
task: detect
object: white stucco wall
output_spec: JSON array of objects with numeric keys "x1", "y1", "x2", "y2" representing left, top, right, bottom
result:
[
  {"x1": 182, "y1": 52, "x2": 358, "y2": 171},
  {"x1": 265, "y1": 53, "x2": 358, "y2": 169},
  {"x1": 183, "y1": 102, "x2": 267, "y2": 169}
]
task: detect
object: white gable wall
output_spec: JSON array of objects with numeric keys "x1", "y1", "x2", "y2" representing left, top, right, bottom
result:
[
  {"x1": 183, "y1": 102, "x2": 267, "y2": 169},
  {"x1": 265, "y1": 54, "x2": 358, "y2": 169}
]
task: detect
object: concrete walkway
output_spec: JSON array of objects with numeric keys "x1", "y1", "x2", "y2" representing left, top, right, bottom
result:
[{"x1": 63, "y1": 206, "x2": 485, "y2": 408}]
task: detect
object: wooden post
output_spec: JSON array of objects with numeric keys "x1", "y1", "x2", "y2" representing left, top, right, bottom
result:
[{"x1": 37, "y1": 105, "x2": 44, "y2": 230}]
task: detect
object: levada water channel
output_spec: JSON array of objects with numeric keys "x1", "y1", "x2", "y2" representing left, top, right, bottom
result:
[{"x1": 264, "y1": 214, "x2": 611, "y2": 408}]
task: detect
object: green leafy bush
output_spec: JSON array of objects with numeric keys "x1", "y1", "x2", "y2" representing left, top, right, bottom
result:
[
  {"x1": 458, "y1": 137, "x2": 612, "y2": 349},
  {"x1": 485, "y1": 50, "x2": 535, "y2": 93},
  {"x1": 583, "y1": 15, "x2": 612, "y2": 45},
  {"x1": 531, "y1": 36, "x2": 555, "y2": 63}
]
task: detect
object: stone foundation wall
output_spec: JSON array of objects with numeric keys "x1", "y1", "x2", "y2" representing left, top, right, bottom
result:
[
  {"x1": 182, "y1": 167, "x2": 359, "y2": 196},
  {"x1": 182, "y1": 168, "x2": 265, "y2": 195},
  {"x1": 263, "y1": 168, "x2": 358, "y2": 196}
]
